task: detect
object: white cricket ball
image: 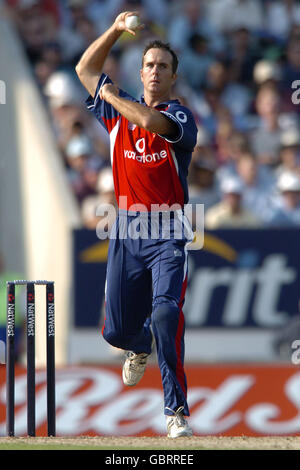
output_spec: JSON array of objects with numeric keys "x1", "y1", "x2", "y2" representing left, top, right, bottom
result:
[{"x1": 125, "y1": 15, "x2": 140, "y2": 30}]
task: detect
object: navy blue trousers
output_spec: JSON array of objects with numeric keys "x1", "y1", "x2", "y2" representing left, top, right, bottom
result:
[{"x1": 102, "y1": 211, "x2": 191, "y2": 416}]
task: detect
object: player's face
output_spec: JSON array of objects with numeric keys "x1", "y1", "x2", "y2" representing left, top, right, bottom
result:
[{"x1": 140, "y1": 48, "x2": 177, "y2": 97}]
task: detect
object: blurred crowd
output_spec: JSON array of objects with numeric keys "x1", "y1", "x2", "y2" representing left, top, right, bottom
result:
[{"x1": 2, "y1": 0, "x2": 300, "y2": 229}]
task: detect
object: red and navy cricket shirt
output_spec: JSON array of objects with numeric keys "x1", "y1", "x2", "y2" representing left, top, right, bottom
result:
[{"x1": 86, "y1": 74, "x2": 198, "y2": 210}]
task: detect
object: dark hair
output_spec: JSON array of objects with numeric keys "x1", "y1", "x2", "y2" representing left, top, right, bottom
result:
[{"x1": 142, "y1": 40, "x2": 178, "y2": 74}]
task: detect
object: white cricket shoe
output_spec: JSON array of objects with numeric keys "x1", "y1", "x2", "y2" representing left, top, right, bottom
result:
[
  {"x1": 166, "y1": 406, "x2": 193, "y2": 438},
  {"x1": 122, "y1": 351, "x2": 149, "y2": 386}
]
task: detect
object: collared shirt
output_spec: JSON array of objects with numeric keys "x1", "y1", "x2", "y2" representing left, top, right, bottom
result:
[{"x1": 86, "y1": 74, "x2": 197, "y2": 211}]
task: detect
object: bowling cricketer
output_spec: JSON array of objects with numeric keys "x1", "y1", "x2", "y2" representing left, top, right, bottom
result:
[{"x1": 76, "y1": 11, "x2": 197, "y2": 437}]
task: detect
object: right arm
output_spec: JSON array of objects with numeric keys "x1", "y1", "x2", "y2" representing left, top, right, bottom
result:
[{"x1": 75, "y1": 11, "x2": 140, "y2": 97}]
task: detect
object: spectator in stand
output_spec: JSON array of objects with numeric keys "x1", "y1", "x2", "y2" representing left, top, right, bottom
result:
[
  {"x1": 118, "y1": 0, "x2": 168, "y2": 27},
  {"x1": 9, "y1": 0, "x2": 58, "y2": 65},
  {"x1": 83, "y1": 158, "x2": 105, "y2": 198},
  {"x1": 65, "y1": 134, "x2": 103, "y2": 203},
  {"x1": 188, "y1": 156, "x2": 220, "y2": 217},
  {"x1": 179, "y1": 33, "x2": 215, "y2": 91},
  {"x1": 43, "y1": 70, "x2": 87, "y2": 146},
  {"x1": 41, "y1": 41, "x2": 64, "y2": 72},
  {"x1": 280, "y1": 35, "x2": 300, "y2": 113},
  {"x1": 264, "y1": 0, "x2": 300, "y2": 42},
  {"x1": 76, "y1": 0, "x2": 125, "y2": 31},
  {"x1": 250, "y1": 82, "x2": 293, "y2": 167},
  {"x1": 34, "y1": 59, "x2": 55, "y2": 91},
  {"x1": 276, "y1": 128, "x2": 300, "y2": 178},
  {"x1": 253, "y1": 59, "x2": 282, "y2": 88},
  {"x1": 205, "y1": 176, "x2": 262, "y2": 229},
  {"x1": 193, "y1": 62, "x2": 249, "y2": 137},
  {"x1": 216, "y1": 130, "x2": 251, "y2": 179},
  {"x1": 72, "y1": 16, "x2": 102, "y2": 62},
  {"x1": 214, "y1": 106, "x2": 235, "y2": 164},
  {"x1": 67, "y1": 0, "x2": 164, "y2": 32},
  {"x1": 207, "y1": 0, "x2": 264, "y2": 35},
  {"x1": 236, "y1": 152, "x2": 276, "y2": 220},
  {"x1": 67, "y1": 0, "x2": 89, "y2": 23},
  {"x1": 167, "y1": 0, "x2": 225, "y2": 55},
  {"x1": 140, "y1": 0, "x2": 168, "y2": 27},
  {"x1": 227, "y1": 27, "x2": 262, "y2": 87},
  {"x1": 34, "y1": 40, "x2": 74, "y2": 90},
  {"x1": 81, "y1": 167, "x2": 117, "y2": 230},
  {"x1": 13, "y1": 0, "x2": 90, "y2": 68},
  {"x1": 55, "y1": 0, "x2": 101, "y2": 65},
  {"x1": 189, "y1": 127, "x2": 220, "y2": 219},
  {"x1": 265, "y1": 171, "x2": 300, "y2": 226},
  {"x1": 204, "y1": 60, "x2": 252, "y2": 128},
  {"x1": 191, "y1": 125, "x2": 215, "y2": 163},
  {"x1": 252, "y1": 58, "x2": 300, "y2": 125},
  {"x1": 43, "y1": 68, "x2": 110, "y2": 164},
  {"x1": 290, "y1": 23, "x2": 300, "y2": 39}
]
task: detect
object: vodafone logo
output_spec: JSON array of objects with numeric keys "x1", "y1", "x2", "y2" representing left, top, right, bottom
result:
[
  {"x1": 124, "y1": 138, "x2": 167, "y2": 164},
  {"x1": 135, "y1": 138, "x2": 145, "y2": 153}
]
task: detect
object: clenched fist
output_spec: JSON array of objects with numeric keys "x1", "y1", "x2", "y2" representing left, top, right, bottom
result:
[
  {"x1": 100, "y1": 83, "x2": 119, "y2": 102},
  {"x1": 113, "y1": 11, "x2": 143, "y2": 35}
]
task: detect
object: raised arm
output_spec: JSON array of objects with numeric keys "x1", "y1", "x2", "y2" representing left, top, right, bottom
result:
[
  {"x1": 77, "y1": 11, "x2": 178, "y2": 139},
  {"x1": 75, "y1": 12, "x2": 140, "y2": 97}
]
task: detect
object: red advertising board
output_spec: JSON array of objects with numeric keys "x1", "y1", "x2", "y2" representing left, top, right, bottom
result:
[{"x1": 0, "y1": 364, "x2": 300, "y2": 436}]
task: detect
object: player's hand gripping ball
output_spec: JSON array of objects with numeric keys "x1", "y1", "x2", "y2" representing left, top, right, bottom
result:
[{"x1": 125, "y1": 15, "x2": 140, "y2": 31}]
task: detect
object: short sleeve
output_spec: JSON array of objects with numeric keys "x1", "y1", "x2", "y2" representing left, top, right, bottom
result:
[
  {"x1": 158, "y1": 103, "x2": 198, "y2": 151},
  {"x1": 86, "y1": 74, "x2": 136, "y2": 134}
]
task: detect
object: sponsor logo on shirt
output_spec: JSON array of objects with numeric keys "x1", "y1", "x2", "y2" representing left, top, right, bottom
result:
[{"x1": 124, "y1": 138, "x2": 168, "y2": 164}]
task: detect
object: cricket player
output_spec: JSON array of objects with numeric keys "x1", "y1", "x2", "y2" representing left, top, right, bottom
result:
[{"x1": 76, "y1": 11, "x2": 197, "y2": 438}]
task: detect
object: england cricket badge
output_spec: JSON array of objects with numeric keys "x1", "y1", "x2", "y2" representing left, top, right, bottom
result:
[{"x1": 128, "y1": 122, "x2": 137, "y2": 131}]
